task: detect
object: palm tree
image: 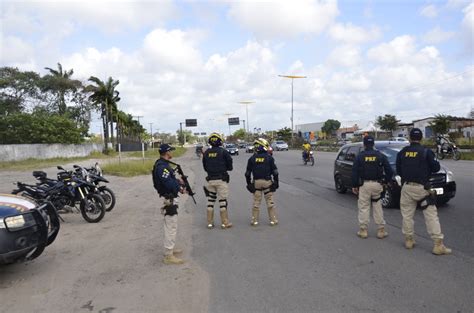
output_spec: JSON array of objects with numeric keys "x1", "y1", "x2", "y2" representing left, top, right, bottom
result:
[
  {"x1": 86, "y1": 76, "x2": 120, "y2": 147},
  {"x1": 43, "y1": 63, "x2": 81, "y2": 115}
]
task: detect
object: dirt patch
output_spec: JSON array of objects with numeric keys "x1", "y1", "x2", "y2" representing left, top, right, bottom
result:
[{"x1": 0, "y1": 150, "x2": 209, "y2": 313}]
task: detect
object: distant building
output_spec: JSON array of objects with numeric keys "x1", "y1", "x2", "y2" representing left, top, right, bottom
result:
[
  {"x1": 393, "y1": 122, "x2": 414, "y2": 138},
  {"x1": 295, "y1": 122, "x2": 325, "y2": 140},
  {"x1": 337, "y1": 125, "x2": 359, "y2": 139}
]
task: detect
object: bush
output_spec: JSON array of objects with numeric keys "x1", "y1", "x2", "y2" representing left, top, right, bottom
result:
[{"x1": 0, "y1": 112, "x2": 83, "y2": 144}]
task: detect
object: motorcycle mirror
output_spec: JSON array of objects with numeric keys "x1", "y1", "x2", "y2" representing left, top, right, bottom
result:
[
  {"x1": 73, "y1": 165, "x2": 79, "y2": 168},
  {"x1": 57, "y1": 166, "x2": 65, "y2": 170}
]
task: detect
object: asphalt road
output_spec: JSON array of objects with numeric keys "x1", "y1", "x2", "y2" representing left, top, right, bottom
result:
[
  {"x1": 0, "y1": 149, "x2": 472, "y2": 313},
  {"x1": 191, "y1": 149, "x2": 474, "y2": 313}
]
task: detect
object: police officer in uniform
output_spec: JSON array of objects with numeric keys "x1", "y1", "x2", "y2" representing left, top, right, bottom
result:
[
  {"x1": 202, "y1": 133, "x2": 233, "y2": 229},
  {"x1": 245, "y1": 138, "x2": 279, "y2": 226},
  {"x1": 352, "y1": 136, "x2": 393, "y2": 239},
  {"x1": 152, "y1": 144, "x2": 185, "y2": 265},
  {"x1": 396, "y1": 128, "x2": 451, "y2": 255}
]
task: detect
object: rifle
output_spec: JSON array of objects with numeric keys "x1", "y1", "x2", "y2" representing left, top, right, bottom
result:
[{"x1": 168, "y1": 160, "x2": 196, "y2": 204}]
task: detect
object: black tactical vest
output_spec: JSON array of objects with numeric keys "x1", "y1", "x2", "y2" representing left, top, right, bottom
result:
[
  {"x1": 203, "y1": 147, "x2": 228, "y2": 178},
  {"x1": 399, "y1": 145, "x2": 429, "y2": 184},
  {"x1": 360, "y1": 150, "x2": 383, "y2": 181},
  {"x1": 251, "y1": 153, "x2": 272, "y2": 180}
]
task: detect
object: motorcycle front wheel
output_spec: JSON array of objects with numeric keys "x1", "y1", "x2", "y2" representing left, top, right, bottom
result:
[
  {"x1": 80, "y1": 194, "x2": 106, "y2": 223},
  {"x1": 310, "y1": 157, "x2": 315, "y2": 166},
  {"x1": 437, "y1": 152, "x2": 445, "y2": 160},
  {"x1": 99, "y1": 187, "x2": 116, "y2": 212},
  {"x1": 453, "y1": 150, "x2": 461, "y2": 161}
]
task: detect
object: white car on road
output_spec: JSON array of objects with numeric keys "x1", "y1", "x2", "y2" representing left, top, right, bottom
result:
[{"x1": 272, "y1": 140, "x2": 289, "y2": 151}]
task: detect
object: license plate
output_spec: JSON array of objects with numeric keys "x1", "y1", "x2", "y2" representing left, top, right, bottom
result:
[{"x1": 432, "y1": 188, "x2": 444, "y2": 195}]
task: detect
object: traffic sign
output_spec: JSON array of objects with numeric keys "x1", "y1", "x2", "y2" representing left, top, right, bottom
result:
[
  {"x1": 228, "y1": 117, "x2": 239, "y2": 126},
  {"x1": 185, "y1": 119, "x2": 197, "y2": 127}
]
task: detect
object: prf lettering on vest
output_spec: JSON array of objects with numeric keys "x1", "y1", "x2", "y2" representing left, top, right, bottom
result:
[
  {"x1": 256, "y1": 157, "x2": 265, "y2": 163},
  {"x1": 364, "y1": 156, "x2": 377, "y2": 162},
  {"x1": 208, "y1": 153, "x2": 217, "y2": 158},
  {"x1": 405, "y1": 151, "x2": 418, "y2": 158}
]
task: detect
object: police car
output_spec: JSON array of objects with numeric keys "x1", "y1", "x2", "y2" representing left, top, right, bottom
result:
[
  {"x1": 333, "y1": 141, "x2": 457, "y2": 208},
  {"x1": 0, "y1": 194, "x2": 60, "y2": 265}
]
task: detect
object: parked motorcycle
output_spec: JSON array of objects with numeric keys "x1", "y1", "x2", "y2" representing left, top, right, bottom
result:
[
  {"x1": 14, "y1": 167, "x2": 106, "y2": 223},
  {"x1": 73, "y1": 165, "x2": 116, "y2": 212},
  {"x1": 302, "y1": 151, "x2": 315, "y2": 166}
]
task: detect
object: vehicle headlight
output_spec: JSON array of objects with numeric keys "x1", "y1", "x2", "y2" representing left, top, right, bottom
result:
[
  {"x1": 446, "y1": 171, "x2": 454, "y2": 183},
  {"x1": 4, "y1": 215, "x2": 26, "y2": 229},
  {"x1": 395, "y1": 175, "x2": 402, "y2": 186}
]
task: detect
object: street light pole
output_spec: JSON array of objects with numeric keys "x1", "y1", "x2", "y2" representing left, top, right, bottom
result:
[
  {"x1": 278, "y1": 75, "x2": 306, "y2": 145},
  {"x1": 239, "y1": 101, "x2": 255, "y2": 133}
]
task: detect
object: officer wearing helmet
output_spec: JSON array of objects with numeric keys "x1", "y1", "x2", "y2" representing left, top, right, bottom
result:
[
  {"x1": 396, "y1": 128, "x2": 451, "y2": 255},
  {"x1": 202, "y1": 132, "x2": 233, "y2": 229},
  {"x1": 152, "y1": 144, "x2": 185, "y2": 265},
  {"x1": 245, "y1": 138, "x2": 279, "y2": 226},
  {"x1": 352, "y1": 136, "x2": 393, "y2": 239}
]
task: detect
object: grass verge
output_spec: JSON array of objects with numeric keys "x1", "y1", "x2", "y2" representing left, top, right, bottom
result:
[
  {"x1": 460, "y1": 151, "x2": 474, "y2": 160},
  {"x1": 102, "y1": 147, "x2": 187, "y2": 177},
  {"x1": 0, "y1": 152, "x2": 112, "y2": 171}
]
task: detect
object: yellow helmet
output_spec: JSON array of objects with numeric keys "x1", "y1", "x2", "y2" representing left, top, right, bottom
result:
[
  {"x1": 208, "y1": 132, "x2": 224, "y2": 146},
  {"x1": 254, "y1": 138, "x2": 269, "y2": 152}
]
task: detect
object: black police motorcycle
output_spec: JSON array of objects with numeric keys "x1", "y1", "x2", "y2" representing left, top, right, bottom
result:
[
  {"x1": 0, "y1": 194, "x2": 60, "y2": 265},
  {"x1": 13, "y1": 166, "x2": 106, "y2": 223},
  {"x1": 73, "y1": 165, "x2": 116, "y2": 212}
]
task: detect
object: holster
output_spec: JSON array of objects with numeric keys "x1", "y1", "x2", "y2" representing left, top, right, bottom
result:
[
  {"x1": 203, "y1": 186, "x2": 210, "y2": 197},
  {"x1": 164, "y1": 204, "x2": 178, "y2": 216}
]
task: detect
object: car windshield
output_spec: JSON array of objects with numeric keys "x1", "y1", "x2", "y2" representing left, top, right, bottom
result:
[
  {"x1": 226, "y1": 144, "x2": 236, "y2": 148},
  {"x1": 276, "y1": 141, "x2": 285, "y2": 144},
  {"x1": 377, "y1": 146, "x2": 403, "y2": 164}
]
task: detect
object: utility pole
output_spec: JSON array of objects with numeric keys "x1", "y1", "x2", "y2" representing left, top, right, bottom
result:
[
  {"x1": 224, "y1": 113, "x2": 234, "y2": 137},
  {"x1": 278, "y1": 75, "x2": 306, "y2": 146},
  {"x1": 149, "y1": 123, "x2": 154, "y2": 150}
]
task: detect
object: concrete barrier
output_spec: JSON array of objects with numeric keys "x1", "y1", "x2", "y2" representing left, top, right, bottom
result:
[{"x1": 0, "y1": 144, "x2": 104, "y2": 162}]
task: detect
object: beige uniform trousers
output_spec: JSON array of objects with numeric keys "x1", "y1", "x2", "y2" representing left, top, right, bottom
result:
[
  {"x1": 253, "y1": 179, "x2": 276, "y2": 216},
  {"x1": 206, "y1": 179, "x2": 229, "y2": 212},
  {"x1": 358, "y1": 181, "x2": 385, "y2": 229},
  {"x1": 400, "y1": 183, "x2": 443, "y2": 240},
  {"x1": 161, "y1": 198, "x2": 178, "y2": 256}
]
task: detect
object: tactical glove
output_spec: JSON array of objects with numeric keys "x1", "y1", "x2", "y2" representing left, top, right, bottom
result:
[
  {"x1": 246, "y1": 184, "x2": 256, "y2": 193},
  {"x1": 270, "y1": 181, "x2": 279, "y2": 192}
]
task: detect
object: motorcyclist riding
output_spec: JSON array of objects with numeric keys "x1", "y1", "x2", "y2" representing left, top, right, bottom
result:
[{"x1": 302, "y1": 140, "x2": 311, "y2": 161}]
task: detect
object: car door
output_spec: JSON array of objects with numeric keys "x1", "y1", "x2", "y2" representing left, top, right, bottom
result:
[
  {"x1": 335, "y1": 146, "x2": 349, "y2": 184},
  {"x1": 341, "y1": 146, "x2": 361, "y2": 187}
]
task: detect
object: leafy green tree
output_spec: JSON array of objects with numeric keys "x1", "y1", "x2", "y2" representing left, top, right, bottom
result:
[
  {"x1": 42, "y1": 63, "x2": 82, "y2": 115},
  {"x1": 276, "y1": 127, "x2": 292, "y2": 142},
  {"x1": 321, "y1": 119, "x2": 341, "y2": 137},
  {"x1": 233, "y1": 128, "x2": 246, "y2": 140},
  {"x1": 176, "y1": 129, "x2": 197, "y2": 145},
  {"x1": 429, "y1": 114, "x2": 451, "y2": 135},
  {"x1": 87, "y1": 76, "x2": 121, "y2": 146},
  {"x1": 0, "y1": 67, "x2": 43, "y2": 115},
  {"x1": 375, "y1": 114, "x2": 399, "y2": 136}
]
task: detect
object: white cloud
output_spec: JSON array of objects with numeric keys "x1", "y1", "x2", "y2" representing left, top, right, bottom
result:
[
  {"x1": 367, "y1": 35, "x2": 417, "y2": 64},
  {"x1": 423, "y1": 26, "x2": 456, "y2": 44},
  {"x1": 420, "y1": 4, "x2": 438, "y2": 18},
  {"x1": 1, "y1": 0, "x2": 177, "y2": 34},
  {"x1": 228, "y1": 0, "x2": 339, "y2": 38},
  {"x1": 446, "y1": 0, "x2": 471, "y2": 9},
  {"x1": 328, "y1": 45, "x2": 361, "y2": 67},
  {"x1": 0, "y1": 34, "x2": 34, "y2": 65},
  {"x1": 329, "y1": 23, "x2": 381, "y2": 44},
  {"x1": 141, "y1": 29, "x2": 203, "y2": 72}
]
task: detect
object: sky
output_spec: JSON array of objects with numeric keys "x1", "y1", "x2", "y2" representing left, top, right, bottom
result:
[{"x1": 1, "y1": 0, "x2": 473, "y2": 135}]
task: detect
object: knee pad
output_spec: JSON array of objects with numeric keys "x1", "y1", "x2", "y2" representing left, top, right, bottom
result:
[
  {"x1": 164, "y1": 204, "x2": 178, "y2": 216},
  {"x1": 219, "y1": 199, "x2": 227, "y2": 210}
]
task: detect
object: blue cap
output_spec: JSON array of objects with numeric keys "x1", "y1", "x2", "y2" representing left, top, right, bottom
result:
[
  {"x1": 159, "y1": 144, "x2": 175, "y2": 154},
  {"x1": 363, "y1": 135, "x2": 374, "y2": 146},
  {"x1": 409, "y1": 128, "x2": 423, "y2": 141}
]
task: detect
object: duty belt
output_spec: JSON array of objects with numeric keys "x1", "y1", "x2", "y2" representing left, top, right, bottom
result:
[{"x1": 405, "y1": 182, "x2": 422, "y2": 186}]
